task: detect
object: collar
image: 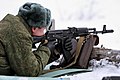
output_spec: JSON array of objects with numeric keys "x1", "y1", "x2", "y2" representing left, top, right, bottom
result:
[{"x1": 16, "y1": 14, "x2": 32, "y2": 35}]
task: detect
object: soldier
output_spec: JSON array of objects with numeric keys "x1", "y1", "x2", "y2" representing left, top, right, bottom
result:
[{"x1": 0, "y1": 2, "x2": 73, "y2": 76}]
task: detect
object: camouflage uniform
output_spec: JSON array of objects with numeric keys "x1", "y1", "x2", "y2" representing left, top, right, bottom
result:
[{"x1": 0, "y1": 14, "x2": 51, "y2": 76}]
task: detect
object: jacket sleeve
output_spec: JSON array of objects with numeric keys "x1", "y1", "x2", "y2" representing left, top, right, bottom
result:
[{"x1": 5, "y1": 28, "x2": 51, "y2": 76}]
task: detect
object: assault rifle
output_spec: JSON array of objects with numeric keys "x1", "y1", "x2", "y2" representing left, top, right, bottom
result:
[{"x1": 33, "y1": 25, "x2": 114, "y2": 62}]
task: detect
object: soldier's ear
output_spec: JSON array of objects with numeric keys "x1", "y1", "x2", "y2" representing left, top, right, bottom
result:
[{"x1": 31, "y1": 27, "x2": 37, "y2": 33}]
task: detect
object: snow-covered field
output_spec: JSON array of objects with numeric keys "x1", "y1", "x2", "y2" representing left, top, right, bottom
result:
[
  {"x1": 59, "y1": 58, "x2": 120, "y2": 80},
  {"x1": 1, "y1": 0, "x2": 120, "y2": 80},
  {"x1": 44, "y1": 52, "x2": 120, "y2": 80}
]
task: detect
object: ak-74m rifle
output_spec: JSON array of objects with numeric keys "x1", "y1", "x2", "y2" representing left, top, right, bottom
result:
[{"x1": 33, "y1": 25, "x2": 114, "y2": 63}]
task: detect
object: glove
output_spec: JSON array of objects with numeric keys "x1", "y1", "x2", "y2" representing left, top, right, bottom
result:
[
  {"x1": 46, "y1": 41, "x2": 56, "y2": 53},
  {"x1": 50, "y1": 38, "x2": 77, "y2": 69},
  {"x1": 70, "y1": 38, "x2": 77, "y2": 54},
  {"x1": 55, "y1": 37, "x2": 73, "y2": 53},
  {"x1": 63, "y1": 37, "x2": 72, "y2": 51},
  {"x1": 44, "y1": 40, "x2": 60, "y2": 63}
]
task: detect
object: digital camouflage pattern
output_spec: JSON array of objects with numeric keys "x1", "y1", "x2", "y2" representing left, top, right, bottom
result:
[{"x1": 0, "y1": 14, "x2": 51, "y2": 76}]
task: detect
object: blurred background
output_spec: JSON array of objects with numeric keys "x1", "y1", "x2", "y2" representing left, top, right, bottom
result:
[{"x1": 0, "y1": 0, "x2": 120, "y2": 50}]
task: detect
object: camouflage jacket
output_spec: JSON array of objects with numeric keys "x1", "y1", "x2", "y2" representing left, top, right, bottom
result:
[{"x1": 0, "y1": 14, "x2": 51, "y2": 76}]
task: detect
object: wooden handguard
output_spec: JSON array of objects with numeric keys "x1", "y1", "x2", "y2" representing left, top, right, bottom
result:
[{"x1": 75, "y1": 35, "x2": 99, "y2": 68}]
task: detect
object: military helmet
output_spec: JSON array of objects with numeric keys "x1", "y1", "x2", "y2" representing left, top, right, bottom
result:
[{"x1": 18, "y1": 2, "x2": 51, "y2": 28}]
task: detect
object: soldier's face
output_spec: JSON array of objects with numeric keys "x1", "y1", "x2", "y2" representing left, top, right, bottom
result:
[{"x1": 32, "y1": 27, "x2": 46, "y2": 36}]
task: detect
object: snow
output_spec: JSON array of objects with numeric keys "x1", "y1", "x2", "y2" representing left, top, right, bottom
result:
[
  {"x1": 59, "y1": 58, "x2": 120, "y2": 80},
  {"x1": 44, "y1": 55, "x2": 120, "y2": 80},
  {"x1": 1, "y1": 0, "x2": 120, "y2": 80}
]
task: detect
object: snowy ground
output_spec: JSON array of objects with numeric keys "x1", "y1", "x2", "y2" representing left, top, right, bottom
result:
[
  {"x1": 58, "y1": 58, "x2": 120, "y2": 80},
  {"x1": 44, "y1": 48, "x2": 120, "y2": 80}
]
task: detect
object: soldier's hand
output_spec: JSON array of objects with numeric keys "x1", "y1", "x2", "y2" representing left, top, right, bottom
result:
[
  {"x1": 44, "y1": 41, "x2": 60, "y2": 63},
  {"x1": 43, "y1": 40, "x2": 57, "y2": 53},
  {"x1": 63, "y1": 37, "x2": 72, "y2": 51},
  {"x1": 55, "y1": 37, "x2": 73, "y2": 53}
]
